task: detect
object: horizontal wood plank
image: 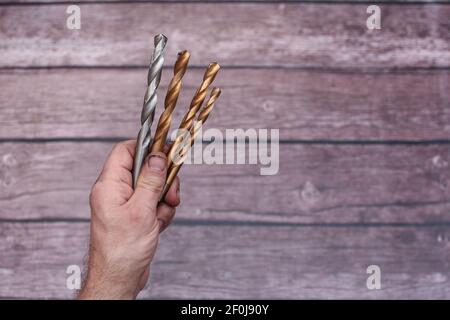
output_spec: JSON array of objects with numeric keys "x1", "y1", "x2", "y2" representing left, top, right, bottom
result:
[
  {"x1": 1, "y1": 142, "x2": 450, "y2": 223},
  {"x1": 1, "y1": 222, "x2": 450, "y2": 298},
  {"x1": 0, "y1": 4, "x2": 449, "y2": 68},
  {"x1": 2, "y1": 0, "x2": 446, "y2": 3},
  {"x1": 1, "y1": 68, "x2": 449, "y2": 140}
]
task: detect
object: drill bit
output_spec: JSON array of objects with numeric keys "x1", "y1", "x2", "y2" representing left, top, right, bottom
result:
[
  {"x1": 133, "y1": 34, "x2": 167, "y2": 188},
  {"x1": 166, "y1": 62, "x2": 220, "y2": 169},
  {"x1": 160, "y1": 88, "x2": 222, "y2": 201},
  {"x1": 150, "y1": 50, "x2": 190, "y2": 154}
]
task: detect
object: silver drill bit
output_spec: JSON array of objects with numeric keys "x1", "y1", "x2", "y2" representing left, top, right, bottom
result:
[{"x1": 133, "y1": 34, "x2": 167, "y2": 188}]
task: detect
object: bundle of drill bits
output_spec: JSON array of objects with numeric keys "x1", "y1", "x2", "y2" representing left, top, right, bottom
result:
[{"x1": 133, "y1": 34, "x2": 221, "y2": 201}]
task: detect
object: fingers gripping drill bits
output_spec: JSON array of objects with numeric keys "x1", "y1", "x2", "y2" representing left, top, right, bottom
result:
[{"x1": 132, "y1": 34, "x2": 222, "y2": 199}]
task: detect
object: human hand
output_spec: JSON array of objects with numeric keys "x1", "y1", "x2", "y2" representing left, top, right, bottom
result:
[{"x1": 78, "y1": 140, "x2": 180, "y2": 300}]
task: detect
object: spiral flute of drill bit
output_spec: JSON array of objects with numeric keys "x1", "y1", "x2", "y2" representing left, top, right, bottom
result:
[
  {"x1": 160, "y1": 88, "x2": 222, "y2": 201},
  {"x1": 133, "y1": 34, "x2": 167, "y2": 188},
  {"x1": 167, "y1": 62, "x2": 220, "y2": 169},
  {"x1": 150, "y1": 50, "x2": 190, "y2": 154}
]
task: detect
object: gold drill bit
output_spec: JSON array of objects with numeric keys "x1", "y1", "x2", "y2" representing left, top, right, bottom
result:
[
  {"x1": 160, "y1": 88, "x2": 222, "y2": 201},
  {"x1": 151, "y1": 50, "x2": 190, "y2": 153},
  {"x1": 166, "y1": 62, "x2": 220, "y2": 169}
]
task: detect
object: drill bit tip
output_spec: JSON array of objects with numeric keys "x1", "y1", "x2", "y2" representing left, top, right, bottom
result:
[
  {"x1": 176, "y1": 50, "x2": 191, "y2": 64},
  {"x1": 211, "y1": 87, "x2": 222, "y2": 97},
  {"x1": 209, "y1": 62, "x2": 220, "y2": 72},
  {"x1": 155, "y1": 34, "x2": 168, "y2": 43}
]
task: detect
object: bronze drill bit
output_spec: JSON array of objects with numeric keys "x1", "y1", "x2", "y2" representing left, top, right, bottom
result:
[
  {"x1": 194, "y1": 87, "x2": 221, "y2": 124},
  {"x1": 166, "y1": 62, "x2": 220, "y2": 169},
  {"x1": 150, "y1": 50, "x2": 190, "y2": 153},
  {"x1": 160, "y1": 88, "x2": 222, "y2": 201}
]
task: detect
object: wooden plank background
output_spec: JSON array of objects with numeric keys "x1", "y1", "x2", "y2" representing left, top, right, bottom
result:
[
  {"x1": 0, "y1": 1, "x2": 449, "y2": 299},
  {"x1": 2, "y1": 142, "x2": 450, "y2": 223},
  {"x1": 1, "y1": 68, "x2": 449, "y2": 140},
  {"x1": 1, "y1": 4, "x2": 450, "y2": 68}
]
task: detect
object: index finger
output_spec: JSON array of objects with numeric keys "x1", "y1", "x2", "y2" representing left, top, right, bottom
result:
[{"x1": 98, "y1": 140, "x2": 136, "y2": 186}]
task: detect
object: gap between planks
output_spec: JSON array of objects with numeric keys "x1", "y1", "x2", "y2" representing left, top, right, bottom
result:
[
  {"x1": 1, "y1": 65, "x2": 450, "y2": 73},
  {"x1": 2, "y1": 218, "x2": 450, "y2": 228},
  {"x1": 1, "y1": 1, "x2": 449, "y2": 6},
  {"x1": 2, "y1": 138, "x2": 450, "y2": 144}
]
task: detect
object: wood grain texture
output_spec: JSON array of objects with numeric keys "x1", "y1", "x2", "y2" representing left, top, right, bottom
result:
[
  {"x1": 1, "y1": 222, "x2": 450, "y2": 299},
  {"x1": 0, "y1": 4, "x2": 449, "y2": 68},
  {"x1": 1, "y1": 142, "x2": 450, "y2": 223},
  {"x1": 1, "y1": 0, "x2": 449, "y2": 301},
  {"x1": 0, "y1": 68, "x2": 449, "y2": 140},
  {"x1": 2, "y1": 0, "x2": 447, "y2": 3}
]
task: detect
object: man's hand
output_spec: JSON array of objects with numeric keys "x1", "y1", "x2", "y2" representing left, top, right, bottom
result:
[{"x1": 78, "y1": 140, "x2": 180, "y2": 300}]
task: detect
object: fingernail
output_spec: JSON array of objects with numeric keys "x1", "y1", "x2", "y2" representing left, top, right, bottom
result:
[{"x1": 148, "y1": 153, "x2": 166, "y2": 172}]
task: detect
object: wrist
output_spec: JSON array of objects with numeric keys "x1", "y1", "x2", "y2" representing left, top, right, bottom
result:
[
  {"x1": 78, "y1": 268, "x2": 137, "y2": 300},
  {"x1": 78, "y1": 253, "x2": 140, "y2": 300}
]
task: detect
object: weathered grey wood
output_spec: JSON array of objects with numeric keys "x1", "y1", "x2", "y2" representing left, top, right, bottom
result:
[
  {"x1": 0, "y1": 68, "x2": 449, "y2": 140},
  {"x1": 1, "y1": 142, "x2": 450, "y2": 223},
  {"x1": 1, "y1": 222, "x2": 450, "y2": 299},
  {"x1": 1, "y1": 4, "x2": 449, "y2": 68},
  {"x1": 1, "y1": 0, "x2": 446, "y2": 3}
]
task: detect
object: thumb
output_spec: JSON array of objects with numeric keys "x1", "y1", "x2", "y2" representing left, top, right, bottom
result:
[{"x1": 131, "y1": 152, "x2": 167, "y2": 210}]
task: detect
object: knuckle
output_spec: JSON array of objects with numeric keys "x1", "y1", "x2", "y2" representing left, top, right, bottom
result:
[
  {"x1": 89, "y1": 182, "x2": 102, "y2": 205},
  {"x1": 89, "y1": 182, "x2": 110, "y2": 213},
  {"x1": 172, "y1": 196, "x2": 181, "y2": 207},
  {"x1": 157, "y1": 218, "x2": 166, "y2": 231},
  {"x1": 111, "y1": 140, "x2": 134, "y2": 155},
  {"x1": 137, "y1": 175, "x2": 164, "y2": 194},
  {"x1": 112, "y1": 141, "x2": 127, "y2": 154},
  {"x1": 128, "y1": 206, "x2": 145, "y2": 224},
  {"x1": 125, "y1": 201, "x2": 152, "y2": 226},
  {"x1": 158, "y1": 208, "x2": 176, "y2": 232}
]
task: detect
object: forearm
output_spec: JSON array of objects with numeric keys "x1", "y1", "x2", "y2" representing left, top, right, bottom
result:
[
  {"x1": 78, "y1": 247, "x2": 141, "y2": 300},
  {"x1": 78, "y1": 266, "x2": 137, "y2": 300}
]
